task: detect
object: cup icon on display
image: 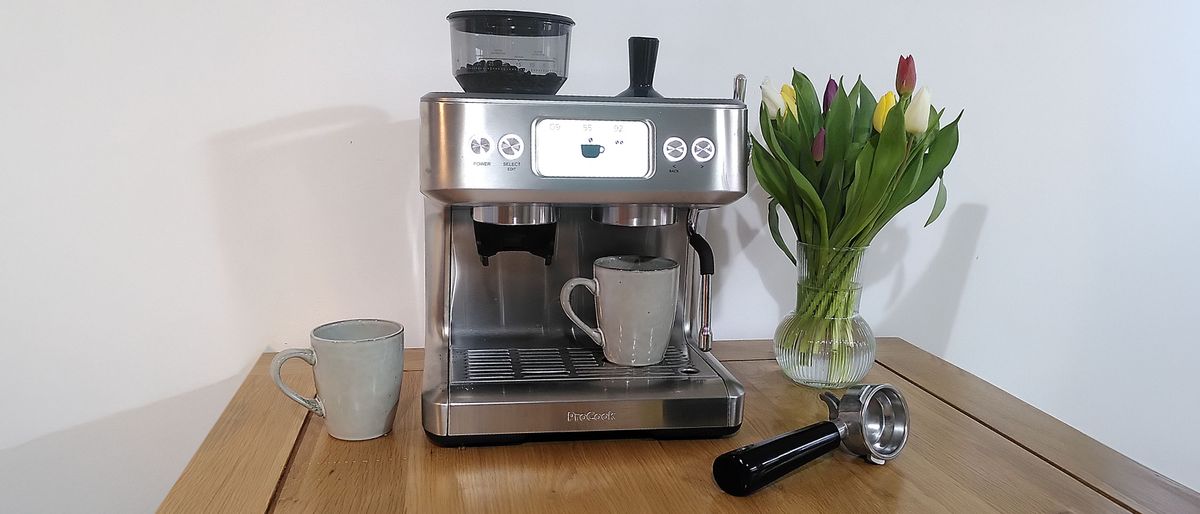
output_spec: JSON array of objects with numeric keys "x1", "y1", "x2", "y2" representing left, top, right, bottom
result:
[{"x1": 580, "y1": 144, "x2": 606, "y2": 158}]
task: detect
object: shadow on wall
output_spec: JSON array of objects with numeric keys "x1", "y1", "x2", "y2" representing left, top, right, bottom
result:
[
  {"x1": 206, "y1": 108, "x2": 423, "y2": 350},
  {"x1": 0, "y1": 373, "x2": 245, "y2": 513},
  {"x1": 877, "y1": 204, "x2": 988, "y2": 356},
  {"x1": 712, "y1": 183, "x2": 793, "y2": 310}
]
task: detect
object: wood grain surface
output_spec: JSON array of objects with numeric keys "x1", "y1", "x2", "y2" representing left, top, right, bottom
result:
[
  {"x1": 159, "y1": 355, "x2": 314, "y2": 514},
  {"x1": 269, "y1": 363, "x2": 1121, "y2": 513},
  {"x1": 708, "y1": 338, "x2": 775, "y2": 361},
  {"x1": 875, "y1": 340, "x2": 1200, "y2": 514},
  {"x1": 161, "y1": 340, "x2": 1198, "y2": 513}
]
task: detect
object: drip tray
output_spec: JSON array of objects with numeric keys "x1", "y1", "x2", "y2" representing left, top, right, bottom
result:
[{"x1": 450, "y1": 343, "x2": 715, "y2": 384}]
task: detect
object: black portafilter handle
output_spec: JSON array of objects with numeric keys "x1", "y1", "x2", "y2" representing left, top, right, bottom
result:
[
  {"x1": 712, "y1": 421, "x2": 842, "y2": 496},
  {"x1": 617, "y1": 36, "x2": 663, "y2": 98}
]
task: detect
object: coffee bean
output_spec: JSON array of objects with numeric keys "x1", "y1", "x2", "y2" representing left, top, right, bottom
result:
[{"x1": 455, "y1": 60, "x2": 565, "y2": 94}]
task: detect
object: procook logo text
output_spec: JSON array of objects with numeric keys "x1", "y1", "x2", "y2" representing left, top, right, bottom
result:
[{"x1": 566, "y1": 411, "x2": 616, "y2": 422}]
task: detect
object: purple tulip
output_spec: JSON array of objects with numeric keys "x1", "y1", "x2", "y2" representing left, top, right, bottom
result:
[
  {"x1": 812, "y1": 127, "x2": 826, "y2": 162},
  {"x1": 823, "y1": 77, "x2": 838, "y2": 114}
]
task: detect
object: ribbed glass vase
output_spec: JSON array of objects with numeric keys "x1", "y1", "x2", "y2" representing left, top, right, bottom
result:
[{"x1": 773, "y1": 242, "x2": 875, "y2": 388}]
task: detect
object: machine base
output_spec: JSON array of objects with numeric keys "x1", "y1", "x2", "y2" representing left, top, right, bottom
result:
[
  {"x1": 424, "y1": 424, "x2": 741, "y2": 447},
  {"x1": 422, "y1": 341, "x2": 745, "y2": 445}
]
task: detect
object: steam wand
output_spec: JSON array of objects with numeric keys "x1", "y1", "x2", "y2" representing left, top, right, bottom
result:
[{"x1": 687, "y1": 210, "x2": 715, "y2": 352}]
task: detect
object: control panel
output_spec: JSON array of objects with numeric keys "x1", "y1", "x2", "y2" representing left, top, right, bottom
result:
[{"x1": 420, "y1": 93, "x2": 747, "y2": 206}]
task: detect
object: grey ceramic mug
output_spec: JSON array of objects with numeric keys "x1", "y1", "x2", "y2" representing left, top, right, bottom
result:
[
  {"x1": 560, "y1": 256, "x2": 679, "y2": 366},
  {"x1": 270, "y1": 319, "x2": 404, "y2": 441}
]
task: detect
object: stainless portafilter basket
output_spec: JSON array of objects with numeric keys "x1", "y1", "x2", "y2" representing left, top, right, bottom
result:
[{"x1": 712, "y1": 383, "x2": 910, "y2": 496}]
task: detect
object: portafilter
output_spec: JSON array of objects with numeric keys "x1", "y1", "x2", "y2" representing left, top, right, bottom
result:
[{"x1": 712, "y1": 383, "x2": 910, "y2": 496}]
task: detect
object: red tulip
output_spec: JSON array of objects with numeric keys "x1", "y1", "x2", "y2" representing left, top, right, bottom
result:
[
  {"x1": 896, "y1": 55, "x2": 916, "y2": 95},
  {"x1": 812, "y1": 127, "x2": 826, "y2": 162}
]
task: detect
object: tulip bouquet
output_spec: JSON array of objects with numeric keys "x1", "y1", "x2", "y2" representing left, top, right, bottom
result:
[{"x1": 756, "y1": 56, "x2": 962, "y2": 387}]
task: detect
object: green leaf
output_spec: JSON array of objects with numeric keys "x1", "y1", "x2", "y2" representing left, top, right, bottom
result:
[
  {"x1": 925, "y1": 178, "x2": 948, "y2": 226},
  {"x1": 761, "y1": 103, "x2": 813, "y2": 180},
  {"x1": 844, "y1": 141, "x2": 865, "y2": 173},
  {"x1": 778, "y1": 118, "x2": 817, "y2": 183},
  {"x1": 791, "y1": 70, "x2": 823, "y2": 136},
  {"x1": 903, "y1": 111, "x2": 961, "y2": 207},
  {"x1": 840, "y1": 77, "x2": 856, "y2": 127},
  {"x1": 793, "y1": 190, "x2": 813, "y2": 242},
  {"x1": 822, "y1": 160, "x2": 846, "y2": 228},
  {"x1": 823, "y1": 86, "x2": 853, "y2": 175},
  {"x1": 759, "y1": 103, "x2": 775, "y2": 149},
  {"x1": 871, "y1": 103, "x2": 908, "y2": 182},
  {"x1": 768, "y1": 198, "x2": 797, "y2": 265},
  {"x1": 845, "y1": 141, "x2": 875, "y2": 218},
  {"x1": 897, "y1": 153, "x2": 924, "y2": 203},
  {"x1": 924, "y1": 111, "x2": 961, "y2": 172},
  {"x1": 776, "y1": 152, "x2": 829, "y2": 246},
  {"x1": 831, "y1": 141, "x2": 875, "y2": 245},
  {"x1": 831, "y1": 106, "x2": 906, "y2": 247},
  {"x1": 750, "y1": 138, "x2": 785, "y2": 200},
  {"x1": 752, "y1": 138, "x2": 809, "y2": 238},
  {"x1": 850, "y1": 77, "x2": 876, "y2": 144},
  {"x1": 758, "y1": 105, "x2": 790, "y2": 170},
  {"x1": 775, "y1": 128, "x2": 805, "y2": 170}
]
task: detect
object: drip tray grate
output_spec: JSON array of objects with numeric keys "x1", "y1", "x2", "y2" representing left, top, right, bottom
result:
[{"x1": 450, "y1": 344, "x2": 699, "y2": 384}]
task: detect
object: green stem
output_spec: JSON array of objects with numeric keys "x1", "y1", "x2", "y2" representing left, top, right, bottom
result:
[{"x1": 786, "y1": 244, "x2": 866, "y2": 385}]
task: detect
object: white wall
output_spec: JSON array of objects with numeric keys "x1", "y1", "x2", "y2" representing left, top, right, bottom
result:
[{"x1": 1, "y1": 0, "x2": 1197, "y2": 511}]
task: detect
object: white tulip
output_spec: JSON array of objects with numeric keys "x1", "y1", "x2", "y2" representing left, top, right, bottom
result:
[
  {"x1": 760, "y1": 77, "x2": 786, "y2": 119},
  {"x1": 904, "y1": 87, "x2": 932, "y2": 134}
]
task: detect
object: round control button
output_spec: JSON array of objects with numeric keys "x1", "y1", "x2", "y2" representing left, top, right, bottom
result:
[
  {"x1": 468, "y1": 135, "x2": 492, "y2": 155},
  {"x1": 663, "y1": 136, "x2": 687, "y2": 162},
  {"x1": 691, "y1": 137, "x2": 715, "y2": 163},
  {"x1": 497, "y1": 133, "x2": 525, "y2": 160}
]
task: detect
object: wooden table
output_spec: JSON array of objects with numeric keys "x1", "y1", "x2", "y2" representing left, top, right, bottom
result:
[{"x1": 160, "y1": 338, "x2": 1199, "y2": 513}]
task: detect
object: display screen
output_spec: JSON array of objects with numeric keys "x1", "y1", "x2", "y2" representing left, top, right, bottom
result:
[{"x1": 532, "y1": 118, "x2": 652, "y2": 178}]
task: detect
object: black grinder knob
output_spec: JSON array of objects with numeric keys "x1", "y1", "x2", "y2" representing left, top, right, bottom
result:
[{"x1": 617, "y1": 37, "x2": 662, "y2": 97}]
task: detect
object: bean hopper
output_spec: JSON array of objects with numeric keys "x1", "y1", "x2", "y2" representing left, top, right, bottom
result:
[{"x1": 420, "y1": 10, "x2": 749, "y2": 445}]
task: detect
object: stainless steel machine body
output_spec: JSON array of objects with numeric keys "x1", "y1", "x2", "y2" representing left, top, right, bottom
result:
[{"x1": 419, "y1": 92, "x2": 748, "y2": 445}]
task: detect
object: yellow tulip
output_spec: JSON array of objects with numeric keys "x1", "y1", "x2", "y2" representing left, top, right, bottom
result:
[
  {"x1": 780, "y1": 83, "x2": 798, "y2": 118},
  {"x1": 872, "y1": 91, "x2": 897, "y2": 132}
]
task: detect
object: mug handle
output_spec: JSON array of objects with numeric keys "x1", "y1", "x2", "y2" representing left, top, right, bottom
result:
[
  {"x1": 270, "y1": 348, "x2": 325, "y2": 417},
  {"x1": 560, "y1": 277, "x2": 603, "y2": 347}
]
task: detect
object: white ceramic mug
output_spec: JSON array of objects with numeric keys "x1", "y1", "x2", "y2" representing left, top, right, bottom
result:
[
  {"x1": 270, "y1": 319, "x2": 404, "y2": 441},
  {"x1": 560, "y1": 256, "x2": 679, "y2": 366}
]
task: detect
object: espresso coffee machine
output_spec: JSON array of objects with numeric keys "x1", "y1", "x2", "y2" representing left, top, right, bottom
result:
[{"x1": 420, "y1": 11, "x2": 748, "y2": 445}]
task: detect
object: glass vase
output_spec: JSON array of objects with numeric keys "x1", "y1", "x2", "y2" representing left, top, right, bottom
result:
[{"x1": 773, "y1": 242, "x2": 875, "y2": 388}]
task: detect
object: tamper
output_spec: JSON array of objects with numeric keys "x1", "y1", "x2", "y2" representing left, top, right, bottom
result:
[{"x1": 712, "y1": 384, "x2": 910, "y2": 496}]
